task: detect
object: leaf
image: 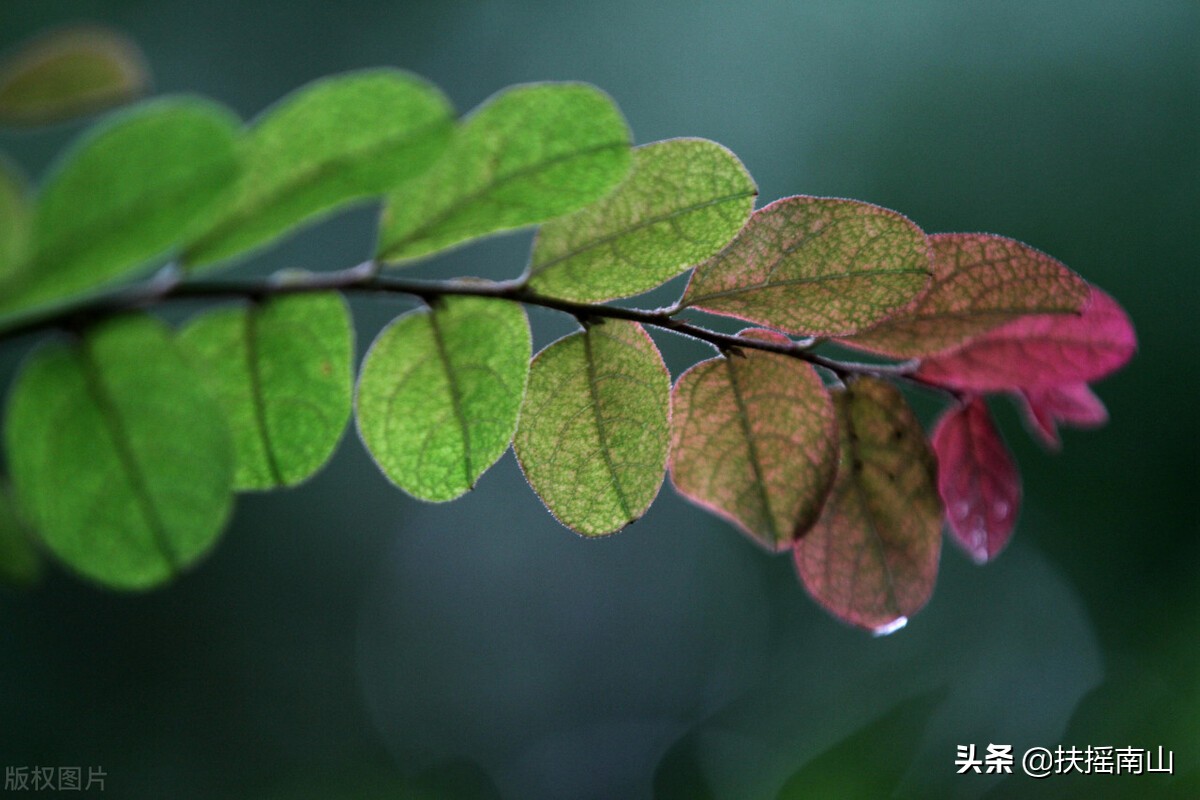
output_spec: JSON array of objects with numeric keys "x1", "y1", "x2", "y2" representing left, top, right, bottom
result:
[
  {"x1": 792, "y1": 377, "x2": 942, "y2": 632},
  {"x1": 0, "y1": 97, "x2": 240, "y2": 317},
  {"x1": 3, "y1": 315, "x2": 234, "y2": 590},
  {"x1": 179, "y1": 292, "x2": 353, "y2": 490},
  {"x1": 183, "y1": 69, "x2": 454, "y2": 268},
  {"x1": 913, "y1": 287, "x2": 1136, "y2": 391},
  {"x1": 682, "y1": 196, "x2": 932, "y2": 336},
  {"x1": 931, "y1": 397, "x2": 1021, "y2": 564},
  {"x1": 377, "y1": 82, "x2": 632, "y2": 262},
  {"x1": 514, "y1": 319, "x2": 670, "y2": 536},
  {"x1": 0, "y1": 156, "x2": 30, "y2": 281},
  {"x1": 526, "y1": 138, "x2": 757, "y2": 302},
  {"x1": 0, "y1": 26, "x2": 149, "y2": 126},
  {"x1": 668, "y1": 330, "x2": 838, "y2": 551},
  {"x1": 356, "y1": 296, "x2": 531, "y2": 502},
  {"x1": 1013, "y1": 382, "x2": 1108, "y2": 451},
  {"x1": 0, "y1": 482, "x2": 42, "y2": 589},
  {"x1": 841, "y1": 233, "x2": 1090, "y2": 357}
]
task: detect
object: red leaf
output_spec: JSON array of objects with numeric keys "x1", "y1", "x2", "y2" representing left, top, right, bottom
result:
[
  {"x1": 841, "y1": 232, "x2": 1089, "y2": 358},
  {"x1": 793, "y1": 378, "x2": 942, "y2": 633},
  {"x1": 931, "y1": 398, "x2": 1021, "y2": 564},
  {"x1": 1014, "y1": 382, "x2": 1108, "y2": 451},
  {"x1": 913, "y1": 287, "x2": 1135, "y2": 391}
]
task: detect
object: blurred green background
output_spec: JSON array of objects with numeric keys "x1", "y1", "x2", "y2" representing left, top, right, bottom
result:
[{"x1": 0, "y1": 1, "x2": 1196, "y2": 797}]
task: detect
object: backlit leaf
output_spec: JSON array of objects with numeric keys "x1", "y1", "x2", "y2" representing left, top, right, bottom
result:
[
  {"x1": 0, "y1": 26, "x2": 148, "y2": 126},
  {"x1": 842, "y1": 233, "x2": 1090, "y2": 357},
  {"x1": 527, "y1": 138, "x2": 756, "y2": 301},
  {"x1": 913, "y1": 287, "x2": 1136, "y2": 391},
  {"x1": 0, "y1": 97, "x2": 240, "y2": 317},
  {"x1": 1013, "y1": 382, "x2": 1108, "y2": 451},
  {"x1": 179, "y1": 292, "x2": 353, "y2": 490},
  {"x1": 184, "y1": 69, "x2": 454, "y2": 268},
  {"x1": 793, "y1": 377, "x2": 942, "y2": 632},
  {"x1": 683, "y1": 196, "x2": 931, "y2": 336},
  {"x1": 669, "y1": 330, "x2": 838, "y2": 551},
  {"x1": 3, "y1": 315, "x2": 234, "y2": 590},
  {"x1": 514, "y1": 319, "x2": 669, "y2": 536},
  {"x1": 356, "y1": 296, "x2": 530, "y2": 502},
  {"x1": 0, "y1": 157, "x2": 30, "y2": 281},
  {"x1": 378, "y1": 82, "x2": 632, "y2": 262},
  {"x1": 931, "y1": 397, "x2": 1021, "y2": 564},
  {"x1": 0, "y1": 482, "x2": 42, "y2": 589}
]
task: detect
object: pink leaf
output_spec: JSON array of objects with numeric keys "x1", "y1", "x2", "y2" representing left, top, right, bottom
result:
[
  {"x1": 931, "y1": 398, "x2": 1021, "y2": 564},
  {"x1": 793, "y1": 378, "x2": 942, "y2": 633},
  {"x1": 913, "y1": 287, "x2": 1136, "y2": 391},
  {"x1": 1014, "y1": 382, "x2": 1109, "y2": 451},
  {"x1": 841, "y1": 232, "x2": 1089, "y2": 358}
]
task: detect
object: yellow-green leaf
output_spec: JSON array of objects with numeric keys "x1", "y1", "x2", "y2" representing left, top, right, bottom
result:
[
  {"x1": 3, "y1": 315, "x2": 234, "y2": 590},
  {"x1": 793, "y1": 378, "x2": 942, "y2": 632},
  {"x1": 527, "y1": 138, "x2": 756, "y2": 302},
  {"x1": 669, "y1": 330, "x2": 839, "y2": 551},
  {"x1": 0, "y1": 26, "x2": 148, "y2": 126},
  {"x1": 378, "y1": 82, "x2": 632, "y2": 263},
  {"x1": 514, "y1": 320, "x2": 670, "y2": 536},
  {"x1": 0, "y1": 156, "x2": 30, "y2": 282},
  {"x1": 356, "y1": 296, "x2": 531, "y2": 502},
  {"x1": 0, "y1": 482, "x2": 42, "y2": 589},
  {"x1": 184, "y1": 69, "x2": 454, "y2": 268},
  {"x1": 683, "y1": 196, "x2": 932, "y2": 336},
  {"x1": 179, "y1": 292, "x2": 354, "y2": 490}
]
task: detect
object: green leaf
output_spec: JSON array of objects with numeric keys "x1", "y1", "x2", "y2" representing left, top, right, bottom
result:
[
  {"x1": 179, "y1": 292, "x2": 353, "y2": 490},
  {"x1": 792, "y1": 377, "x2": 942, "y2": 633},
  {"x1": 683, "y1": 196, "x2": 932, "y2": 336},
  {"x1": 526, "y1": 138, "x2": 756, "y2": 302},
  {"x1": 0, "y1": 482, "x2": 42, "y2": 589},
  {"x1": 514, "y1": 319, "x2": 670, "y2": 536},
  {"x1": 669, "y1": 330, "x2": 839, "y2": 551},
  {"x1": 840, "y1": 232, "x2": 1091, "y2": 357},
  {"x1": 377, "y1": 82, "x2": 632, "y2": 263},
  {"x1": 0, "y1": 97, "x2": 240, "y2": 317},
  {"x1": 356, "y1": 296, "x2": 531, "y2": 502},
  {"x1": 0, "y1": 26, "x2": 149, "y2": 126},
  {"x1": 184, "y1": 69, "x2": 454, "y2": 268},
  {"x1": 3, "y1": 315, "x2": 234, "y2": 590},
  {"x1": 0, "y1": 156, "x2": 30, "y2": 282}
]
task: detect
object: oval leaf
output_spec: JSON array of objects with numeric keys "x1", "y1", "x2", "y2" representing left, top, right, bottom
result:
[
  {"x1": 1013, "y1": 382, "x2": 1108, "y2": 451},
  {"x1": 4, "y1": 315, "x2": 234, "y2": 590},
  {"x1": 931, "y1": 397, "x2": 1021, "y2": 564},
  {"x1": 913, "y1": 287, "x2": 1136, "y2": 391},
  {"x1": 0, "y1": 157, "x2": 30, "y2": 282},
  {"x1": 0, "y1": 26, "x2": 148, "y2": 126},
  {"x1": 0, "y1": 482, "x2": 42, "y2": 589},
  {"x1": 526, "y1": 138, "x2": 757, "y2": 302},
  {"x1": 669, "y1": 330, "x2": 839, "y2": 551},
  {"x1": 793, "y1": 377, "x2": 942, "y2": 632},
  {"x1": 356, "y1": 296, "x2": 531, "y2": 502},
  {"x1": 0, "y1": 97, "x2": 241, "y2": 317},
  {"x1": 377, "y1": 82, "x2": 632, "y2": 263},
  {"x1": 184, "y1": 69, "x2": 454, "y2": 268},
  {"x1": 514, "y1": 319, "x2": 670, "y2": 536},
  {"x1": 682, "y1": 196, "x2": 932, "y2": 336},
  {"x1": 179, "y1": 292, "x2": 353, "y2": 490},
  {"x1": 841, "y1": 233, "x2": 1090, "y2": 357}
]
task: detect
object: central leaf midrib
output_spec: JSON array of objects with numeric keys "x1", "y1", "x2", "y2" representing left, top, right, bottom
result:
[
  {"x1": 583, "y1": 329, "x2": 633, "y2": 522},
  {"x1": 687, "y1": 266, "x2": 928, "y2": 306},
  {"x1": 724, "y1": 356, "x2": 777, "y2": 544},
  {"x1": 78, "y1": 337, "x2": 179, "y2": 572},
  {"x1": 244, "y1": 307, "x2": 286, "y2": 487},
  {"x1": 429, "y1": 307, "x2": 473, "y2": 488}
]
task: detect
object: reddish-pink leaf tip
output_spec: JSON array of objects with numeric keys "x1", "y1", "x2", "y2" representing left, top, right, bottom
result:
[{"x1": 1013, "y1": 382, "x2": 1109, "y2": 451}]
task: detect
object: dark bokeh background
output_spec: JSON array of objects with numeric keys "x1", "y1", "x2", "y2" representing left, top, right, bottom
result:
[{"x1": 1, "y1": 2, "x2": 1196, "y2": 798}]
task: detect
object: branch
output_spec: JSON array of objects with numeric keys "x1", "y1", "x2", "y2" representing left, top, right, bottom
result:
[{"x1": 0, "y1": 259, "x2": 928, "y2": 385}]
